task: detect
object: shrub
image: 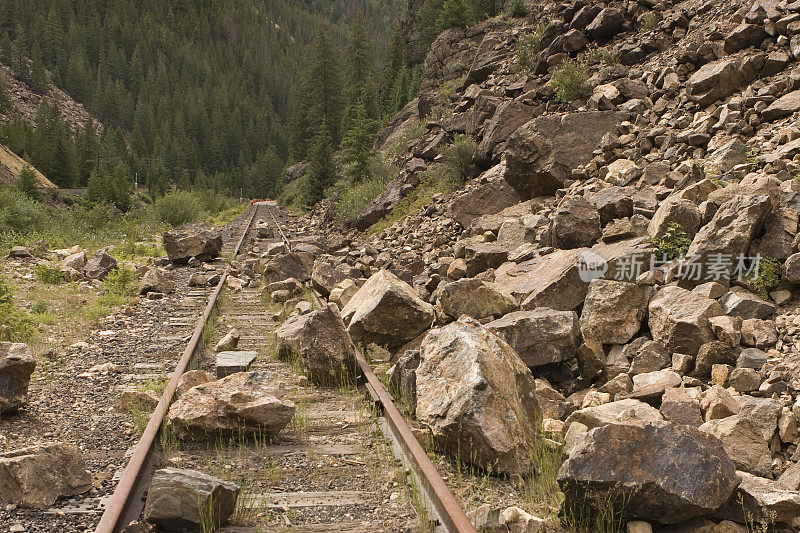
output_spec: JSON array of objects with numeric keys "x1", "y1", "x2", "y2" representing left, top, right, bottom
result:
[
  {"x1": 746, "y1": 257, "x2": 782, "y2": 299},
  {"x1": 0, "y1": 187, "x2": 46, "y2": 233},
  {"x1": 100, "y1": 268, "x2": 138, "y2": 306},
  {"x1": 508, "y1": 0, "x2": 528, "y2": 17},
  {"x1": 646, "y1": 223, "x2": 691, "y2": 260},
  {"x1": 152, "y1": 191, "x2": 207, "y2": 227},
  {"x1": 0, "y1": 277, "x2": 36, "y2": 342},
  {"x1": 640, "y1": 11, "x2": 659, "y2": 30},
  {"x1": 440, "y1": 134, "x2": 477, "y2": 184},
  {"x1": 515, "y1": 19, "x2": 550, "y2": 72},
  {"x1": 551, "y1": 60, "x2": 592, "y2": 102},
  {"x1": 17, "y1": 166, "x2": 39, "y2": 200},
  {"x1": 35, "y1": 264, "x2": 66, "y2": 285},
  {"x1": 585, "y1": 46, "x2": 620, "y2": 66}
]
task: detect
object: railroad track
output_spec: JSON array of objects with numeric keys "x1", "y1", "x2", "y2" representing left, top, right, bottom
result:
[{"x1": 95, "y1": 202, "x2": 478, "y2": 533}]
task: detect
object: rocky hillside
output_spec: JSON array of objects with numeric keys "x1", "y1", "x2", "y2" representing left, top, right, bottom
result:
[
  {"x1": 280, "y1": 0, "x2": 800, "y2": 528},
  {"x1": 0, "y1": 143, "x2": 55, "y2": 188}
]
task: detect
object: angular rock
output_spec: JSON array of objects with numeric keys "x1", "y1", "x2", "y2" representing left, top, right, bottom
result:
[
  {"x1": 437, "y1": 278, "x2": 516, "y2": 320},
  {"x1": 619, "y1": 370, "x2": 681, "y2": 403},
  {"x1": 558, "y1": 422, "x2": 738, "y2": 523},
  {"x1": 262, "y1": 252, "x2": 310, "y2": 284},
  {"x1": 83, "y1": 249, "x2": 117, "y2": 280},
  {"x1": 699, "y1": 415, "x2": 773, "y2": 477},
  {"x1": 215, "y1": 351, "x2": 257, "y2": 378},
  {"x1": 737, "y1": 347, "x2": 767, "y2": 370},
  {"x1": 494, "y1": 248, "x2": 587, "y2": 310},
  {"x1": 475, "y1": 101, "x2": 536, "y2": 166},
  {"x1": 586, "y1": 8, "x2": 625, "y2": 40},
  {"x1": 718, "y1": 471, "x2": 800, "y2": 523},
  {"x1": 487, "y1": 308, "x2": 580, "y2": 367},
  {"x1": 647, "y1": 198, "x2": 701, "y2": 239},
  {"x1": 167, "y1": 372, "x2": 295, "y2": 438},
  {"x1": 342, "y1": 270, "x2": 434, "y2": 348},
  {"x1": 686, "y1": 58, "x2": 742, "y2": 108},
  {"x1": 416, "y1": 318, "x2": 540, "y2": 476},
  {"x1": 274, "y1": 304, "x2": 357, "y2": 386},
  {"x1": 504, "y1": 112, "x2": 624, "y2": 199},
  {"x1": 163, "y1": 225, "x2": 223, "y2": 263},
  {"x1": 694, "y1": 341, "x2": 737, "y2": 378},
  {"x1": 579, "y1": 280, "x2": 651, "y2": 345},
  {"x1": 214, "y1": 328, "x2": 240, "y2": 353},
  {"x1": 701, "y1": 385, "x2": 740, "y2": 421},
  {"x1": 741, "y1": 319, "x2": 778, "y2": 350},
  {"x1": 589, "y1": 186, "x2": 633, "y2": 226},
  {"x1": 738, "y1": 396, "x2": 781, "y2": 442},
  {"x1": 761, "y1": 89, "x2": 800, "y2": 122},
  {"x1": 719, "y1": 288, "x2": 776, "y2": 320},
  {"x1": 143, "y1": 468, "x2": 239, "y2": 531},
  {"x1": 551, "y1": 196, "x2": 601, "y2": 249},
  {"x1": 0, "y1": 343, "x2": 35, "y2": 414},
  {"x1": 0, "y1": 443, "x2": 92, "y2": 508},
  {"x1": 464, "y1": 243, "x2": 508, "y2": 277},
  {"x1": 139, "y1": 268, "x2": 175, "y2": 295},
  {"x1": 564, "y1": 398, "x2": 663, "y2": 433},
  {"x1": 660, "y1": 387, "x2": 703, "y2": 426},
  {"x1": 447, "y1": 175, "x2": 522, "y2": 228},
  {"x1": 61, "y1": 251, "x2": 86, "y2": 272},
  {"x1": 648, "y1": 286, "x2": 725, "y2": 356},
  {"x1": 724, "y1": 23, "x2": 767, "y2": 54}
]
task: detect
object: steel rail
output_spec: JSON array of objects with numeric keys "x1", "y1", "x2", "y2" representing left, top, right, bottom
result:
[
  {"x1": 308, "y1": 289, "x2": 477, "y2": 533},
  {"x1": 95, "y1": 204, "x2": 259, "y2": 533}
]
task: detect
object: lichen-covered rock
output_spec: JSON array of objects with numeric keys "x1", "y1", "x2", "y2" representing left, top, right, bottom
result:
[
  {"x1": 416, "y1": 318, "x2": 540, "y2": 476},
  {"x1": 0, "y1": 342, "x2": 36, "y2": 414}
]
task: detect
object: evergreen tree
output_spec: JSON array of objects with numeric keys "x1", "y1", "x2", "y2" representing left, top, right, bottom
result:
[
  {"x1": 0, "y1": 71, "x2": 11, "y2": 115},
  {"x1": 16, "y1": 165, "x2": 38, "y2": 199},
  {"x1": 29, "y1": 45, "x2": 49, "y2": 93},
  {"x1": 305, "y1": 120, "x2": 337, "y2": 206},
  {"x1": 341, "y1": 102, "x2": 376, "y2": 183}
]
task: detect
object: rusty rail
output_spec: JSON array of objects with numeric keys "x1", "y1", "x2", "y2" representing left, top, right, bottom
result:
[
  {"x1": 95, "y1": 204, "x2": 259, "y2": 533},
  {"x1": 308, "y1": 289, "x2": 477, "y2": 533}
]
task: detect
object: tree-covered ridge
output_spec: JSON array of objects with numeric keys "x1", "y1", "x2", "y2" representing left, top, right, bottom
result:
[{"x1": 0, "y1": 0, "x2": 404, "y2": 199}]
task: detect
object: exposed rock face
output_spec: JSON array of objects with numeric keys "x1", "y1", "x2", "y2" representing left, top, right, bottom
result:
[
  {"x1": 341, "y1": 270, "x2": 434, "y2": 348},
  {"x1": 416, "y1": 318, "x2": 540, "y2": 476},
  {"x1": 648, "y1": 286, "x2": 725, "y2": 355},
  {"x1": 167, "y1": 372, "x2": 295, "y2": 438},
  {"x1": 0, "y1": 342, "x2": 36, "y2": 414},
  {"x1": 504, "y1": 112, "x2": 624, "y2": 200},
  {"x1": 83, "y1": 248, "x2": 118, "y2": 280},
  {"x1": 475, "y1": 101, "x2": 536, "y2": 166},
  {"x1": 550, "y1": 196, "x2": 601, "y2": 249},
  {"x1": 557, "y1": 422, "x2": 738, "y2": 524},
  {"x1": 143, "y1": 468, "x2": 239, "y2": 531},
  {"x1": 274, "y1": 304, "x2": 357, "y2": 386},
  {"x1": 0, "y1": 443, "x2": 92, "y2": 508},
  {"x1": 487, "y1": 309, "x2": 580, "y2": 367},
  {"x1": 139, "y1": 268, "x2": 175, "y2": 295},
  {"x1": 494, "y1": 248, "x2": 587, "y2": 310},
  {"x1": 437, "y1": 278, "x2": 516, "y2": 320},
  {"x1": 163, "y1": 225, "x2": 223, "y2": 263},
  {"x1": 579, "y1": 280, "x2": 651, "y2": 345}
]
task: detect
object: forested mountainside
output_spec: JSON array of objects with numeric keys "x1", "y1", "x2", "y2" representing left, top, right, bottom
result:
[{"x1": 0, "y1": 0, "x2": 405, "y2": 199}]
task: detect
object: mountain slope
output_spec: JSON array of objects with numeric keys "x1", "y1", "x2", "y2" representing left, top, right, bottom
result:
[{"x1": 0, "y1": 143, "x2": 54, "y2": 188}]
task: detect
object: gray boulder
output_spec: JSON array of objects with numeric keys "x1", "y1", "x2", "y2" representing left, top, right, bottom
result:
[
  {"x1": 558, "y1": 422, "x2": 739, "y2": 524},
  {"x1": 144, "y1": 468, "x2": 239, "y2": 531},
  {"x1": 416, "y1": 318, "x2": 540, "y2": 476},
  {"x1": 83, "y1": 249, "x2": 117, "y2": 280},
  {"x1": 487, "y1": 308, "x2": 580, "y2": 367}
]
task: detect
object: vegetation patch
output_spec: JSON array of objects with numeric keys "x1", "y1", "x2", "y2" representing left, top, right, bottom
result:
[
  {"x1": 646, "y1": 222, "x2": 691, "y2": 260},
  {"x1": 746, "y1": 257, "x2": 782, "y2": 299},
  {"x1": 551, "y1": 60, "x2": 593, "y2": 102}
]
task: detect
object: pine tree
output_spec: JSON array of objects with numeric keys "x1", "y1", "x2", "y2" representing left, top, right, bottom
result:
[
  {"x1": 305, "y1": 120, "x2": 337, "y2": 206},
  {"x1": 341, "y1": 102, "x2": 376, "y2": 183},
  {"x1": 29, "y1": 45, "x2": 49, "y2": 94},
  {"x1": 0, "y1": 71, "x2": 11, "y2": 115},
  {"x1": 437, "y1": 0, "x2": 471, "y2": 32},
  {"x1": 16, "y1": 165, "x2": 38, "y2": 199}
]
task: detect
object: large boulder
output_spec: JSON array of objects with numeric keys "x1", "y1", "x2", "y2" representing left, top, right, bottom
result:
[
  {"x1": 446, "y1": 174, "x2": 522, "y2": 228},
  {"x1": 648, "y1": 286, "x2": 725, "y2": 355},
  {"x1": 0, "y1": 443, "x2": 92, "y2": 508},
  {"x1": 144, "y1": 468, "x2": 239, "y2": 531},
  {"x1": 416, "y1": 318, "x2": 541, "y2": 476},
  {"x1": 0, "y1": 342, "x2": 36, "y2": 414},
  {"x1": 139, "y1": 268, "x2": 175, "y2": 295},
  {"x1": 504, "y1": 112, "x2": 625, "y2": 200},
  {"x1": 167, "y1": 372, "x2": 295, "y2": 438},
  {"x1": 761, "y1": 89, "x2": 800, "y2": 122},
  {"x1": 163, "y1": 225, "x2": 223, "y2": 263},
  {"x1": 437, "y1": 278, "x2": 516, "y2": 320},
  {"x1": 464, "y1": 243, "x2": 508, "y2": 277},
  {"x1": 564, "y1": 399, "x2": 664, "y2": 433},
  {"x1": 589, "y1": 186, "x2": 633, "y2": 226},
  {"x1": 487, "y1": 308, "x2": 580, "y2": 367},
  {"x1": 550, "y1": 196, "x2": 601, "y2": 249},
  {"x1": 494, "y1": 248, "x2": 587, "y2": 310},
  {"x1": 341, "y1": 270, "x2": 434, "y2": 348},
  {"x1": 354, "y1": 172, "x2": 418, "y2": 230},
  {"x1": 686, "y1": 195, "x2": 772, "y2": 276},
  {"x1": 718, "y1": 471, "x2": 800, "y2": 523},
  {"x1": 475, "y1": 101, "x2": 537, "y2": 167},
  {"x1": 699, "y1": 415, "x2": 773, "y2": 478},
  {"x1": 557, "y1": 422, "x2": 739, "y2": 523},
  {"x1": 83, "y1": 248, "x2": 117, "y2": 280},
  {"x1": 647, "y1": 198, "x2": 701, "y2": 239},
  {"x1": 686, "y1": 57, "x2": 743, "y2": 108},
  {"x1": 579, "y1": 280, "x2": 652, "y2": 345},
  {"x1": 262, "y1": 252, "x2": 310, "y2": 284},
  {"x1": 274, "y1": 304, "x2": 357, "y2": 386},
  {"x1": 586, "y1": 7, "x2": 625, "y2": 40}
]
